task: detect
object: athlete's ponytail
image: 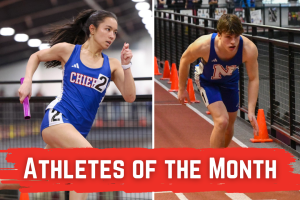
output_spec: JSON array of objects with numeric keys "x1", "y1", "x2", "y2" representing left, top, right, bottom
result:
[{"x1": 45, "y1": 9, "x2": 117, "y2": 68}]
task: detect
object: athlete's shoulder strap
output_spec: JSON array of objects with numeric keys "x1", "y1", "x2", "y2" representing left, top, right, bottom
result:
[
  {"x1": 64, "y1": 44, "x2": 80, "y2": 68},
  {"x1": 236, "y1": 36, "x2": 244, "y2": 63},
  {"x1": 208, "y1": 33, "x2": 217, "y2": 62}
]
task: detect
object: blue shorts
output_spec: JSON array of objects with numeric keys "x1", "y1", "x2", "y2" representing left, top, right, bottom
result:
[
  {"x1": 197, "y1": 80, "x2": 239, "y2": 112},
  {"x1": 40, "y1": 108, "x2": 89, "y2": 138}
]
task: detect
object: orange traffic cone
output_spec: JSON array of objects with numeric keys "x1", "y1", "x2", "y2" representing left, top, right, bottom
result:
[
  {"x1": 168, "y1": 63, "x2": 176, "y2": 84},
  {"x1": 184, "y1": 78, "x2": 200, "y2": 103},
  {"x1": 154, "y1": 57, "x2": 162, "y2": 75},
  {"x1": 20, "y1": 193, "x2": 30, "y2": 200},
  {"x1": 250, "y1": 109, "x2": 273, "y2": 143},
  {"x1": 160, "y1": 60, "x2": 171, "y2": 80},
  {"x1": 168, "y1": 65, "x2": 179, "y2": 92}
]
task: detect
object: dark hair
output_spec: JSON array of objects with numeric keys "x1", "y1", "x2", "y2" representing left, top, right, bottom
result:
[
  {"x1": 217, "y1": 14, "x2": 244, "y2": 36},
  {"x1": 45, "y1": 9, "x2": 117, "y2": 68}
]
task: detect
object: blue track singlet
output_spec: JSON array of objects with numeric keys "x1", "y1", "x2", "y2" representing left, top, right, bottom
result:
[
  {"x1": 194, "y1": 33, "x2": 243, "y2": 112},
  {"x1": 199, "y1": 33, "x2": 243, "y2": 88},
  {"x1": 41, "y1": 44, "x2": 111, "y2": 137}
]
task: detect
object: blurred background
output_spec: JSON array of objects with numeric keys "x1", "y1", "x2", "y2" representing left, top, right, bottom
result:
[
  {"x1": 0, "y1": 0, "x2": 153, "y2": 96},
  {"x1": 0, "y1": 0, "x2": 153, "y2": 200}
]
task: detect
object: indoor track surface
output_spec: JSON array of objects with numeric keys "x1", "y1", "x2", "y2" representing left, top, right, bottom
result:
[{"x1": 154, "y1": 80, "x2": 300, "y2": 200}]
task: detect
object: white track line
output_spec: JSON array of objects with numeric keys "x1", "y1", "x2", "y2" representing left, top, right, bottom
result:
[
  {"x1": 175, "y1": 193, "x2": 189, "y2": 200},
  {"x1": 225, "y1": 193, "x2": 252, "y2": 200},
  {"x1": 155, "y1": 79, "x2": 248, "y2": 148}
]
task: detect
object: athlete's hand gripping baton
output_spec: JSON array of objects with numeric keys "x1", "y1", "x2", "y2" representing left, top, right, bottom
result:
[{"x1": 20, "y1": 77, "x2": 31, "y2": 119}]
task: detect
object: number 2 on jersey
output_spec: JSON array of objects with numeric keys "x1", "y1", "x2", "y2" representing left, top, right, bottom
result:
[
  {"x1": 95, "y1": 77, "x2": 107, "y2": 92},
  {"x1": 51, "y1": 109, "x2": 60, "y2": 122},
  {"x1": 93, "y1": 74, "x2": 109, "y2": 93}
]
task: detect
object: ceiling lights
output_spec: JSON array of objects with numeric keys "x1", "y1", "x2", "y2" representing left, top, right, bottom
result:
[
  {"x1": 134, "y1": 1, "x2": 153, "y2": 38},
  {"x1": 14, "y1": 34, "x2": 29, "y2": 42},
  {"x1": 28, "y1": 39, "x2": 42, "y2": 47},
  {"x1": 139, "y1": 10, "x2": 151, "y2": 18},
  {"x1": 135, "y1": 2, "x2": 150, "y2": 11},
  {"x1": 1, "y1": 27, "x2": 45, "y2": 48},
  {"x1": 0, "y1": 27, "x2": 15, "y2": 36}
]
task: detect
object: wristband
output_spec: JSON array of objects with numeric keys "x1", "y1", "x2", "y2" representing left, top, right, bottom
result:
[{"x1": 122, "y1": 62, "x2": 132, "y2": 70}]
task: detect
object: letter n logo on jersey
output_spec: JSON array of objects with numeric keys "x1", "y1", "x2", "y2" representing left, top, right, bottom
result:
[{"x1": 211, "y1": 64, "x2": 238, "y2": 80}]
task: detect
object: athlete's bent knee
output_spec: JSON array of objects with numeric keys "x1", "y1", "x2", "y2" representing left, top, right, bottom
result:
[{"x1": 214, "y1": 116, "x2": 229, "y2": 130}]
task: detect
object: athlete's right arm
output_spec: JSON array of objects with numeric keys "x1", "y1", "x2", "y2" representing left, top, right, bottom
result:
[
  {"x1": 18, "y1": 42, "x2": 72, "y2": 103},
  {"x1": 178, "y1": 37, "x2": 206, "y2": 104}
]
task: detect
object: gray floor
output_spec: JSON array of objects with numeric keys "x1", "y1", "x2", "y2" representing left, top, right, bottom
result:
[{"x1": 156, "y1": 76, "x2": 300, "y2": 175}]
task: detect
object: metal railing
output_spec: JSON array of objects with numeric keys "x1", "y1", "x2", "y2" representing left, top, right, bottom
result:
[{"x1": 156, "y1": 3, "x2": 300, "y2": 28}]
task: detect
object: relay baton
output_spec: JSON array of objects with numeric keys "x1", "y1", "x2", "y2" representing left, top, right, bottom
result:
[{"x1": 20, "y1": 77, "x2": 31, "y2": 120}]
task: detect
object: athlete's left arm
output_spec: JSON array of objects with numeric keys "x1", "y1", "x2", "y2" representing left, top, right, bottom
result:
[
  {"x1": 244, "y1": 42, "x2": 259, "y2": 135},
  {"x1": 111, "y1": 43, "x2": 136, "y2": 103}
]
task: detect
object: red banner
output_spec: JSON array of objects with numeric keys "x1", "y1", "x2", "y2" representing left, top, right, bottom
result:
[{"x1": 0, "y1": 148, "x2": 299, "y2": 193}]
